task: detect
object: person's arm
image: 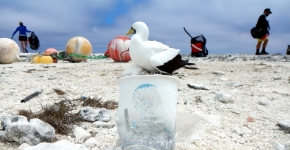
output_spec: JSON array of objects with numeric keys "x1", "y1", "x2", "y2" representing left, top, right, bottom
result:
[
  {"x1": 25, "y1": 26, "x2": 32, "y2": 33},
  {"x1": 11, "y1": 27, "x2": 19, "y2": 38}
]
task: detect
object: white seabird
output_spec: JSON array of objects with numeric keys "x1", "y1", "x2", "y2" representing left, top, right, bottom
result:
[{"x1": 126, "y1": 21, "x2": 191, "y2": 74}]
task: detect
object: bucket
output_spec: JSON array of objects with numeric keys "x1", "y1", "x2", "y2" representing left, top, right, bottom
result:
[{"x1": 117, "y1": 75, "x2": 180, "y2": 150}]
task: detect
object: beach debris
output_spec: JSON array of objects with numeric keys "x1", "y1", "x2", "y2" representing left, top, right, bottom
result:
[
  {"x1": 277, "y1": 120, "x2": 290, "y2": 133},
  {"x1": 187, "y1": 83, "x2": 209, "y2": 90},
  {"x1": 212, "y1": 71, "x2": 225, "y2": 76},
  {"x1": 93, "y1": 121, "x2": 115, "y2": 128},
  {"x1": 214, "y1": 92, "x2": 233, "y2": 103},
  {"x1": 0, "y1": 38, "x2": 20, "y2": 64},
  {"x1": 247, "y1": 116, "x2": 255, "y2": 122},
  {"x1": 21, "y1": 140, "x2": 88, "y2": 150},
  {"x1": 287, "y1": 45, "x2": 290, "y2": 55},
  {"x1": 73, "y1": 126, "x2": 91, "y2": 143},
  {"x1": 43, "y1": 48, "x2": 58, "y2": 63},
  {"x1": 44, "y1": 48, "x2": 57, "y2": 55},
  {"x1": 66, "y1": 36, "x2": 92, "y2": 62},
  {"x1": 104, "y1": 36, "x2": 131, "y2": 62},
  {"x1": 0, "y1": 116, "x2": 55, "y2": 145},
  {"x1": 80, "y1": 107, "x2": 111, "y2": 122},
  {"x1": 20, "y1": 89, "x2": 43, "y2": 103}
]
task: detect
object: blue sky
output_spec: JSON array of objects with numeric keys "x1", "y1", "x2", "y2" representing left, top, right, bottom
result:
[{"x1": 1, "y1": 0, "x2": 289, "y2": 54}]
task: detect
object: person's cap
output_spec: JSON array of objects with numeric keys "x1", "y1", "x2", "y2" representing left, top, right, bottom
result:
[{"x1": 264, "y1": 8, "x2": 272, "y2": 14}]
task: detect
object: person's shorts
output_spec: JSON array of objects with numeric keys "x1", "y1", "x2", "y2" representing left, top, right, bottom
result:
[
  {"x1": 19, "y1": 36, "x2": 27, "y2": 41},
  {"x1": 257, "y1": 34, "x2": 269, "y2": 42}
]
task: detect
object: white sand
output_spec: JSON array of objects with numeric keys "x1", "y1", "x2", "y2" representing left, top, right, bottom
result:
[{"x1": 0, "y1": 56, "x2": 290, "y2": 150}]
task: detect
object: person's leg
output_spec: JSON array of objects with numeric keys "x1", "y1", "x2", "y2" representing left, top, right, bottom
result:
[
  {"x1": 24, "y1": 41, "x2": 28, "y2": 53},
  {"x1": 256, "y1": 41, "x2": 262, "y2": 55},
  {"x1": 261, "y1": 39, "x2": 269, "y2": 54},
  {"x1": 19, "y1": 41, "x2": 25, "y2": 53}
]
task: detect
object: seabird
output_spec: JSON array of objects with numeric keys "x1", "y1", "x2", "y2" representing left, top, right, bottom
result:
[{"x1": 126, "y1": 21, "x2": 191, "y2": 74}]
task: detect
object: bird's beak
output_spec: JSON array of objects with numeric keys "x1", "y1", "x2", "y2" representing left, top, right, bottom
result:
[{"x1": 126, "y1": 27, "x2": 136, "y2": 35}]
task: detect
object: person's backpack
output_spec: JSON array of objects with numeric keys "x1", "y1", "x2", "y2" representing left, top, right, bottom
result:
[
  {"x1": 184, "y1": 28, "x2": 208, "y2": 57},
  {"x1": 28, "y1": 32, "x2": 40, "y2": 50}
]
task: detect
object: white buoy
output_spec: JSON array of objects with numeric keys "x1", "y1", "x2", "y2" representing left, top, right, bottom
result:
[
  {"x1": 0, "y1": 38, "x2": 20, "y2": 64},
  {"x1": 65, "y1": 37, "x2": 92, "y2": 62}
]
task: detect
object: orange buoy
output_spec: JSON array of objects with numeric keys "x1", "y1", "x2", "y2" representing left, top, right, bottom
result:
[
  {"x1": 66, "y1": 37, "x2": 92, "y2": 62},
  {"x1": 44, "y1": 48, "x2": 57, "y2": 56},
  {"x1": 104, "y1": 36, "x2": 131, "y2": 62}
]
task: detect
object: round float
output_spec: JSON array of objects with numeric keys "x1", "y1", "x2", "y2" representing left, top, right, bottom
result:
[
  {"x1": 65, "y1": 37, "x2": 92, "y2": 62},
  {"x1": 44, "y1": 48, "x2": 57, "y2": 55},
  {"x1": 104, "y1": 36, "x2": 131, "y2": 62},
  {"x1": 39, "y1": 55, "x2": 53, "y2": 64},
  {"x1": 0, "y1": 38, "x2": 20, "y2": 64}
]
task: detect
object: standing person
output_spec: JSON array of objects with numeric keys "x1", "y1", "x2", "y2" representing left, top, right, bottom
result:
[
  {"x1": 11, "y1": 22, "x2": 32, "y2": 53},
  {"x1": 255, "y1": 8, "x2": 272, "y2": 55}
]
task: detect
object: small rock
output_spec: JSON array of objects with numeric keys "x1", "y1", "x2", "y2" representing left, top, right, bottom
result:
[
  {"x1": 271, "y1": 141, "x2": 285, "y2": 150},
  {"x1": 80, "y1": 122, "x2": 92, "y2": 130},
  {"x1": 23, "y1": 140, "x2": 88, "y2": 150},
  {"x1": 258, "y1": 101, "x2": 269, "y2": 106},
  {"x1": 225, "y1": 82, "x2": 243, "y2": 87},
  {"x1": 277, "y1": 120, "x2": 290, "y2": 133},
  {"x1": 93, "y1": 121, "x2": 115, "y2": 128},
  {"x1": 219, "y1": 77, "x2": 229, "y2": 81},
  {"x1": 83, "y1": 137, "x2": 99, "y2": 149},
  {"x1": 272, "y1": 76, "x2": 282, "y2": 80},
  {"x1": 285, "y1": 141, "x2": 290, "y2": 150},
  {"x1": 184, "y1": 65, "x2": 198, "y2": 69},
  {"x1": 214, "y1": 92, "x2": 233, "y2": 103},
  {"x1": 0, "y1": 116, "x2": 55, "y2": 145},
  {"x1": 73, "y1": 126, "x2": 91, "y2": 143},
  {"x1": 178, "y1": 73, "x2": 188, "y2": 79},
  {"x1": 231, "y1": 127, "x2": 242, "y2": 135},
  {"x1": 17, "y1": 143, "x2": 30, "y2": 150},
  {"x1": 210, "y1": 82, "x2": 221, "y2": 86}
]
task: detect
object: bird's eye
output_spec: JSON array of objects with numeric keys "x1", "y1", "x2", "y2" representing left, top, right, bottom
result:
[{"x1": 131, "y1": 27, "x2": 136, "y2": 34}]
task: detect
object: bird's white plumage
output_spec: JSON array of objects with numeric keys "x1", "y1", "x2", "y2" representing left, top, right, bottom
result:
[{"x1": 128, "y1": 22, "x2": 180, "y2": 73}]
